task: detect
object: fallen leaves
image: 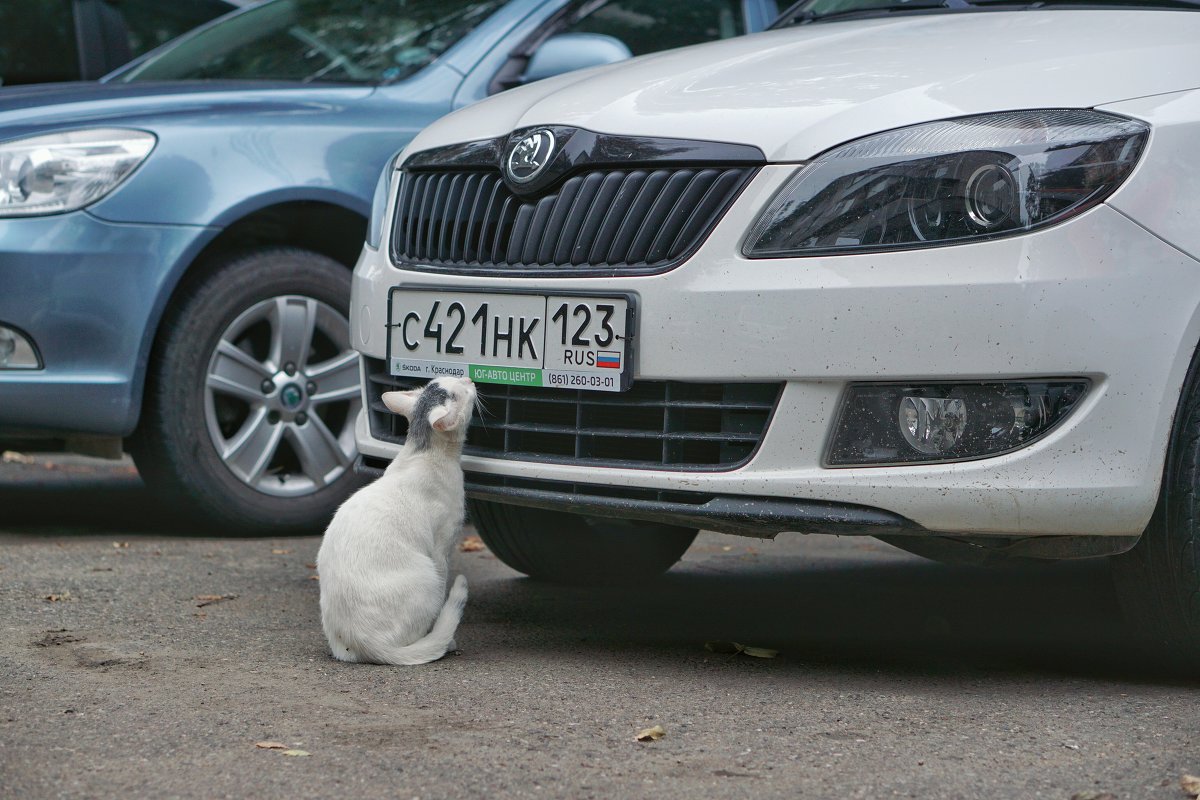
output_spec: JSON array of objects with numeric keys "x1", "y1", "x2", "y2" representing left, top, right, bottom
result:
[
  {"x1": 256, "y1": 741, "x2": 310, "y2": 757},
  {"x1": 1182, "y1": 774, "x2": 1200, "y2": 798},
  {"x1": 44, "y1": 592, "x2": 73, "y2": 603},
  {"x1": 112, "y1": 542, "x2": 129, "y2": 549},
  {"x1": 194, "y1": 594, "x2": 237, "y2": 608},
  {"x1": 272, "y1": 549, "x2": 290, "y2": 555},
  {"x1": 704, "y1": 641, "x2": 779, "y2": 659},
  {"x1": 634, "y1": 725, "x2": 665, "y2": 742},
  {"x1": 1069, "y1": 793, "x2": 1115, "y2": 800},
  {"x1": 459, "y1": 535, "x2": 486, "y2": 552},
  {"x1": 2, "y1": 450, "x2": 33, "y2": 464}
]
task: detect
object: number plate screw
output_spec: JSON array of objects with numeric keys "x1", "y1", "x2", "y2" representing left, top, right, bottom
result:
[
  {"x1": 261, "y1": 379, "x2": 274, "y2": 394},
  {"x1": 295, "y1": 412, "x2": 308, "y2": 425}
]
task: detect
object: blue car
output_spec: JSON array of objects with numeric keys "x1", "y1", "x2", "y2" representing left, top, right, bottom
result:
[{"x1": 0, "y1": 0, "x2": 774, "y2": 532}]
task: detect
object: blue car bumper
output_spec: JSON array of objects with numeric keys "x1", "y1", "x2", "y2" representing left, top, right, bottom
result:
[{"x1": 0, "y1": 211, "x2": 210, "y2": 437}]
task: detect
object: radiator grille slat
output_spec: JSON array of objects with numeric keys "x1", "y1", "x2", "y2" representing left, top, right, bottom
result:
[
  {"x1": 391, "y1": 165, "x2": 754, "y2": 274},
  {"x1": 365, "y1": 358, "x2": 778, "y2": 471}
]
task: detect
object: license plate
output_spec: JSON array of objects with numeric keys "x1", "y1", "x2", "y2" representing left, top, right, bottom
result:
[{"x1": 386, "y1": 288, "x2": 635, "y2": 392}]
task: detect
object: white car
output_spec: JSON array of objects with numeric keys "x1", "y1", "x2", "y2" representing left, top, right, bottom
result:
[{"x1": 351, "y1": 0, "x2": 1200, "y2": 651}]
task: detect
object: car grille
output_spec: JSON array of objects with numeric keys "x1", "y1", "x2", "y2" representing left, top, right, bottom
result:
[
  {"x1": 364, "y1": 358, "x2": 780, "y2": 471},
  {"x1": 390, "y1": 166, "x2": 754, "y2": 276}
]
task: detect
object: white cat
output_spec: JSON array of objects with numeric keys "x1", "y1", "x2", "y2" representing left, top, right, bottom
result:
[{"x1": 317, "y1": 375, "x2": 476, "y2": 665}]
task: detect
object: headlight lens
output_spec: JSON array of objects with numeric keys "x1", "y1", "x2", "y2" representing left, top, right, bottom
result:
[
  {"x1": 366, "y1": 156, "x2": 400, "y2": 250},
  {"x1": 0, "y1": 128, "x2": 156, "y2": 217},
  {"x1": 744, "y1": 110, "x2": 1149, "y2": 257}
]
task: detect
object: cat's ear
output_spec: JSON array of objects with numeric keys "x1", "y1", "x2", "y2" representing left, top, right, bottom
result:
[
  {"x1": 428, "y1": 407, "x2": 453, "y2": 431},
  {"x1": 381, "y1": 389, "x2": 420, "y2": 418}
]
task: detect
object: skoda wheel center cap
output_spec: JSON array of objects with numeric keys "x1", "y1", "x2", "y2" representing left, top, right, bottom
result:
[
  {"x1": 280, "y1": 383, "x2": 304, "y2": 410},
  {"x1": 506, "y1": 129, "x2": 556, "y2": 184}
]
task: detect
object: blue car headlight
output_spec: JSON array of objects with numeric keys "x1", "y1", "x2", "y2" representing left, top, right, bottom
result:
[
  {"x1": 743, "y1": 110, "x2": 1149, "y2": 257},
  {"x1": 366, "y1": 155, "x2": 401, "y2": 250},
  {"x1": 0, "y1": 128, "x2": 156, "y2": 217}
]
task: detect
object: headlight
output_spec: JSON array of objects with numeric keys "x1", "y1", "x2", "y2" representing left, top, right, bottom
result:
[
  {"x1": 0, "y1": 128, "x2": 156, "y2": 217},
  {"x1": 366, "y1": 155, "x2": 400, "y2": 249},
  {"x1": 744, "y1": 110, "x2": 1149, "y2": 257}
]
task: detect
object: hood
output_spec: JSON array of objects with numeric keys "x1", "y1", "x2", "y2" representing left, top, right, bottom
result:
[
  {"x1": 0, "y1": 81, "x2": 373, "y2": 141},
  {"x1": 410, "y1": 9, "x2": 1200, "y2": 162}
]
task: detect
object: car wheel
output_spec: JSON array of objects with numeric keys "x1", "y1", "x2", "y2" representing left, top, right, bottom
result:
[
  {"x1": 130, "y1": 247, "x2": 362, "y2": 534},
  {"x1": 1111, "y1": 353, "x2": 1200, "y2": 657},
  {"x1": 468, "y1": 499, "x2": 697, "y2": 584}
]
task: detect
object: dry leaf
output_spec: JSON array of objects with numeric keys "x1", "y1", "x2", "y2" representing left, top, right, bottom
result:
[
  {"x1": 1182, "y1": 775, "x2": 1200, "y2": 798},
  {"x1": 1069, "y1": 793, "x2": 1116, "y2": 800},
  {"x1": 704, "y1": 641, "x2": 778, "y2": 658},
  {"x1": 272, "y1": 549, "x2": 290, "y2": 555},
  {"x1": 308, "y1": 575, "x2": 320, "y2": 581},
  {"x1": 44, "y1": 592, "x2": 72, "y2": 602},
  {"x1": 635, "y1": 725, "x2": 665, "y2": 742},
  {"x1": 280, "y1": 749, "x2": 310, "y2": 757},
  {"x1": 721, "y1": 545, "x2": 733, "y2": 551},
  {"x1": 459, "y1": 535, "x2": 486, "y2": 552},
  {"x1": 305, "y1": 563, "x2": 317, "y2": 569},
  {"x1": 2, "y1": 451, "x2": 34, "y2": 464},
  {"x1": 194, "y1": 594, "x2": 237, "y2": 607},
  {"x1": 255, "y1": 741, "x2": 288, "y2": 750},
  {"x1": 112, "y1": 541, "x2": 129, "y2": 549},
  {"x1": 738, "y1": 645, "x2": 779, "y2": 659}
]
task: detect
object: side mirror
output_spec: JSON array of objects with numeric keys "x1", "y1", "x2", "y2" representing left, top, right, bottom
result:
[{"x1": 521, "y1": 33, "x2": 632, "y2": 84}]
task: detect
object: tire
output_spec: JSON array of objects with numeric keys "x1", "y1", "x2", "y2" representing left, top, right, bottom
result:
[
  {"x1": 1111, "y1": 348, "x2": 1200, "y2": 658},
  {"x1": 468, "y1": 499, "x2": 697, "y2": 584},
  {"x1": 130, "y1": 247, "x2": 363, "y2": 535}
]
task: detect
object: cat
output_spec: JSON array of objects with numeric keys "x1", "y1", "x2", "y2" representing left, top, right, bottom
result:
[{"x1": 317, "y1": 375, "x2": 477, "y2": 665}]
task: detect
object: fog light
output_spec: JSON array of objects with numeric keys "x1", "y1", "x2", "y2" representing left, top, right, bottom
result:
[
  {"x1": 0, "y1": 325, "x2": 41, "y2": 369},
  {"x1": 899, "y1": 396, "x2": 966, "y2": 455},
  {"x1": 827, "y1": 380, "x2": 1089, "y2": 466}
]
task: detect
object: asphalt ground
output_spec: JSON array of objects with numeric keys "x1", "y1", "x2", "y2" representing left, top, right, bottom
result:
[{"x1": 1, "y1": 454, "x2": 1198, "y2": 799}]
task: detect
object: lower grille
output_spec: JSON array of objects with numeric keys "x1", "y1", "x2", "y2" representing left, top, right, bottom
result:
[{"x1": 365, "y1": 358, "x2": 779, "y2": 471}]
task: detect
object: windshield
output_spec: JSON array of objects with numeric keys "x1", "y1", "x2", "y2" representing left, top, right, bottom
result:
[
  {"x1": 114, "y1": 0, "x2": 507, "y2": 85},
  {"x1": 773, "y1": 0, "x2": 1200, "y2": 26}
]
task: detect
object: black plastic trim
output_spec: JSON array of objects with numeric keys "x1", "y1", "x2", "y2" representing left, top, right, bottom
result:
[
  {"x1": 356, "y1": 456, "x2": 921, "y2": 539},
  {"x1": 402, "y1": 126, "x2": 765, "y2": 197}
]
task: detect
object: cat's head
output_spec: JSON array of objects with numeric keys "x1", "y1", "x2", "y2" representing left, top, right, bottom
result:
[{"x1": 381, "y1": 376, "x2": 477, "y2": 448}]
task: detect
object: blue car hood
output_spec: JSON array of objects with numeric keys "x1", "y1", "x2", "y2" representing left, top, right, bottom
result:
[{"x1": 0, "y1": 81, "x2": 374, "y2": 141}]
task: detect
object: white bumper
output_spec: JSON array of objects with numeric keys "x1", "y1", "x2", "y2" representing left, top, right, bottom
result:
[{"x1": 352, "y1": 165, "x2": 1200, "y2": 538}]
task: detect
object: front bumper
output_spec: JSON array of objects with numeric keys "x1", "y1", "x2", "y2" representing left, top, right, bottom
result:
[
  {"x1": 351, "y1": 165, "x2": 1200, "y2": 538},
  {"x1": 0, "y1": 211, "x2": 209, "y2": 437}
]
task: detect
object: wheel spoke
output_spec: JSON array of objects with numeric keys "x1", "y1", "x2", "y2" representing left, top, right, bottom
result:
[
  {"x1": 222, "y1": 407, "x2": 284, "y2": 484},
  {"x1": 270, "y1": 297, "x2": 317, "y2": 372},
  {"x1": 287, "y1": 414, "x2": 350, "y2": 487},
  {"x1": 208, "y1": 341, "x2": 271, "y2": 403},
  {"x1": 308, "y1": 351, "x2": 361, "y2": 405}
]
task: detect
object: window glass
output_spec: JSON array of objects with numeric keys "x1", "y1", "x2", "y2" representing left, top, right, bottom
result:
[
  {"x1": 117, "y1": 0, "x2": 237, "y2": 56},
  {"x1": 117, "y1": 0, "x2": 506, "y2": 84},
  {"x1": 0, "y1": 0, "x2": 80, "y2": 85},
  {"x1": 565, "y1": 0, "x2": 744, "y2": 57}
]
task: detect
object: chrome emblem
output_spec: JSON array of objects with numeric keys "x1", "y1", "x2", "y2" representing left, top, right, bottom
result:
[{"x1": 506, "y1": 129, "x2": 556, "y2": 184}]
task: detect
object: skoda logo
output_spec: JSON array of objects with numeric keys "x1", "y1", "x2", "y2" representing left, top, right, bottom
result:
[
  {"x1": 506, "y1": 129, "x2": 555, "y2": 184},
  {"x1": 280, "y1": 384, "x2": 304, "y2": 410}
]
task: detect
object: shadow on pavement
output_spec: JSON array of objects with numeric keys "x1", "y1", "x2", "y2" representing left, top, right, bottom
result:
[
  {"x1": 2, "y1": 452, "x2": 1189, "y2": 683},
  {"x1": 0, "y1": 455, "x2": 178, "y2": 533},
  {"x1": 471, "y1": 550, "x2": 1192, "y2": 684}
]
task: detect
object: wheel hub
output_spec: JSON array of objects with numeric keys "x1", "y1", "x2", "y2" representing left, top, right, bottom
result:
[{"x1": 279, "y1": 382, "x2": 305, "y2": 411}]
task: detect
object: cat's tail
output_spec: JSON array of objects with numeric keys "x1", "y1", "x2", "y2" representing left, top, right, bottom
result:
[{"x1": 371, "y1": 574, "x2": 469, "y2": 666}]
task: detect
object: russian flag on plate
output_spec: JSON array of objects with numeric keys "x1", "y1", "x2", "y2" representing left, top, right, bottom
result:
[{"x1": 596, "y1": 351, "x2": 621, "y2": 369}]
